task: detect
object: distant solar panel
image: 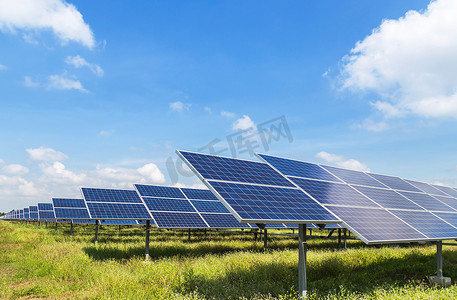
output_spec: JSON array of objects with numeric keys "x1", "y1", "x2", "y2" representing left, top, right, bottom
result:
[
  {"x1": 178, "y1": 151, "x2": 340, "y2": 225},
  {"x1": 100, "y1": 220, "x2": 139, "y2": 225},
  {"x1": 52, "y1": 198, "x2": 90, "y2": 220},
  {"x1": 135, "y1": 184, "x2": 185, "y2": 199},
  {"x1": 152, "y1": 212, "x2": 208, "y2": 228},
  {"x1": 142, "y1": 197, "x2": 196, "y2": 212},
  {"x1": 352, "y1": 186, "x2": 424, "y2": 210},
  {"x1": 433, "y1": 195, "x2": 457, "y2": 211},
  {"x1": 81, "y1": 188, "x2": 152, "y2": 220},
  {"x1": 405, "y1": 179, "x2": 449, "y2": 196},
  {"x1": 181, "y1": 188, "x2": 218, "y2": 200},
  {"x1": 24, "y1": 208, "x2": 30, "y2": 219},
  {"x1": 367, "y1": 173, "x2": 422, "y2": 192},
  {"x1": 397, "y1": 191, "x2": 455, "y2": 212},
  {"x1": 432, "y1": 185, "x2": 457, "y2": 198},
  {"x1": 37, "y1": 203, "x2": 55, "y2": 220},
  {"x1": 29, "y1": 206, "x2": 38, "y2": 220},
  {"x1": 319, "y1": 165, "x2": 387, "y2": 188}
]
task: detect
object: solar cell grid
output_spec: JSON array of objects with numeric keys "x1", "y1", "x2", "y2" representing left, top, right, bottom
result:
[
  {"x1": 257, "y1": 154, "x2": 342, "y2": 182},
  {"x1": 142, "y1": 197, "x2": 196, "y2": 212},
  {"x1": 368, "y1": 173, "x2": 422, "y2": 192},
  {"x1": 209, "y1": 180, "x2": 339, "y2": 222},
  {"x1": 432, "y1": 195, "x2": 457, "y2": 211},
  {"x1": 432, "y1": 185, "x2": 457, "y2": 198},
  {"x1": 389, "y1": 210, "x2": 457, "y2": 239},
  {"x1": 38, "y1": 203, "x2": 53, "y2": 211},
  {"x1": 397, "y1": 191, "x2": 455, "y2": 212},
  {"x1": 190, "y1": 200, "x2": 228, "y2": 213},
  {"x1": 181, "y1": 188, "x2": 218, "y2": 200},
  {"x1": 54, "y1": 208, "x2": 90, "y2": 219},
  {"x1": 101, "y1": 220, "x2": 139, "y2": 225},
  {"x1": 135, "y1": 184, "x2": 185, "y2": 198},
  {"x1": 352, "y1": 186, "x2": 424, "y2": 210},
  {"x1": 405, "y1": 179, "x2": 449, "y2": 196},
  {"x1": 326, "y1": 205, "x2": 426, "y2": 243},
  {"x1": 82, "y1": 188, "x2": 142, "y2": 203},
  {"x1": 179, "y1": 151, "x2": 294, "y2": 187},
  {"x1": 39, "y1": 211, "x2": 55, "y2": 220},
  {"x1": 320, "y1": 165, "x2": 387, "y2": 188},
  {"x1": 151, "y1": 212, "x2": 208, "y2": 228},
  {"x1": 29, "y1": 206, "x2": 38, "y2": 212},
  {"x1": 52, "y1": 198, "x2": 86, "y2": 208},
  {"x1": 86, "y1": 202, "x2": 151, "y2": 219},
  {"x1": 291, "y1": 177, "x2": 379, "y2": 208}
]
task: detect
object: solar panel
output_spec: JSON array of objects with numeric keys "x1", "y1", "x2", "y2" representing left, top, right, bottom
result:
[
  {"x1": 152, "y1": 212, "x2": 208, "y2": 228},
  {"x1": 142, "y1": 197, "x2": 196, "y2": 212},
  {"x1": 388, "y1": 210, "x2": 457, "y2": 239},
  {"x1": 397, "y1": 191, "x2": 456, "y2": 212},
  {"x1": 258, "y1": 153, "x2": 342, "y2": 182},
  {"x1": 432, "y1": 185, "x2": 457, "y2": 198},
  {"x1": 29, "y1": 206, "x2": 38, "y2": 220},
  {"x1": 24, "y1": 208, "x2": 30, "y2": 219},
  {"x1": 405, "y1": 179, "x2": 449, "y2": 196},
  {"x1": 81, "y1": 188, "x2": 152, "y2": 220},
  {"x1": 52, "y1": 198, "x2": 91, "y2": 220},
  {"x1": 178, "y1": 151, "x2": 340, "y2": 225},
  {"x1": 37, "y1": 203, "x2": 55, "y2": 220},
  {"x1": 190, "y1": 200, "x2": 228, "y2": 213},
  {"x1": 258, "y1": 153, "x2": 457, "y2": 244},
  {"x1": 100, "y1": 220, "x2": 139, "y2": 225},
  {"x1": 367, "y1": 173, "x2": 422, "y2": 192},
  {"x1": 53, "y1": 198, "x2": 86, "y2": 208},
  {"x1": 135, "y1": 184, "x2": 185, "y2": 199},
  {"x1": 351, "y1": 186, "x2": 424, "y2": 210},
  {"x1": 200, "y1": 213, "x2": 251, "y2": 228},
  {"x1": 181, "y1": 188, "x2": 218, "y2": 200},
  {"x1": 290, "y1": 178, "x2": 379, "y2": 208}
]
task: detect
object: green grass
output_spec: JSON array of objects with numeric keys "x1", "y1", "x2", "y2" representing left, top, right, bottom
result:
[{"x1": 1, "y1": 221, "x2": 457, "y2": 299}]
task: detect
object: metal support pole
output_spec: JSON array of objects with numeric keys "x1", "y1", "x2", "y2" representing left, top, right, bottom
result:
[
  {"x1": 188, "y1": 229, "x2": 191, "y2": 241},
  {"x1": 298, "y1": 224, "x2": 307, "y2": 299},
  {"x1": 145, "y1": 220, "x2": 150, "y2": 260},
  {"x1": 343, "y1": 228, "x2": 347, "y2": 249},
  {"x1": 437, "y1": 241, "x2": 443, "y2": 278},
  {"x1": 264, "y1": 229, "x2": 268, "y2": 251},
  {"x1": 119, "y1": 225, "x2": 121, "y2": 233},
  {"x1": 55, "y1": 221, "x2": 58, "y2": 231},
  {"x1": 45, "y1": 221, "x2": 47, "y2": 229},
  {"x1": 209, "y1": 229, "x2": 212, "y2": 240},
  {"x1": 309, "y1": 228, "x2": 312, "y2": 236},
  {"x1": 338, "y1": 228, "x2": 342, "y2": 250},
  {"x1": 70, "y1": 221, "x2": 73, "y2": 236},
  {"x1": 254, "y1": 230, "x2": 258, "y2": 241},
  {"x1": 94, "y1": 220, "x2": 99, "y2": 243}
]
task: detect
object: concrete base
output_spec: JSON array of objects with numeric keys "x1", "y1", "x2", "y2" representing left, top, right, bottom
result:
[{"x1": 429, "y1": 276, "x2": 452, "y2": 287}]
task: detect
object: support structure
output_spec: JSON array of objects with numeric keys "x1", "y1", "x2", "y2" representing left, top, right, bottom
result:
[
  {"x1": 338, "y1": 228, "x2": 342, "y2": 250},
  {"x1": 264, "y1": 229, "x2": 268, "y2": 251},
  {"x1": 188, "y1": 229, "x2": 191, "y2": 241},
  {"x1": 343, "y1": 229, "x2": 347, "y2": 249},
  {"x1": 145, "y1": 220, "x2": 150, "y2": 260},
  {"x1": 298, "y1": 224, "x2": 307, "y2": 299},
  {"x1": 55, "y1": 221, "x2": 58, "y2": 231},
  {"x1": 429, "y1": 241, "x2": 451, "y2": 287},
  {"x1": 70, "y1": 221, "x2": 73, "y2": 236},
  {"x1": 94, "y1": 220, "x2": 99, "y2": 243}
]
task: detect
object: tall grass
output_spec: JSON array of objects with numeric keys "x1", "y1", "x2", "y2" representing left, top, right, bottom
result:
[{"x1": 1, "y1": 221, "x2": 457, "y2": 299}]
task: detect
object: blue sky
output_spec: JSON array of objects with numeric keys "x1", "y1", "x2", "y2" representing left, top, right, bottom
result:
[{"x1": 2, "y1": 0, "x2": 457, "y2": 212}]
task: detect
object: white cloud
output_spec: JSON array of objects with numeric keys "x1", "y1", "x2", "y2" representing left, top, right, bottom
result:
[
  {"x1": 173, "y1": 182, "x2": 207, "y2": 189},
  {"x1": 340, "y1": 0, "x2": 457, "y2": 120},
  {"x1": 137, "y1": 163, "x2": 166, "y2": 183},
  {"x1": 232, "y1": 115, "x2": 255, "y2": 131},
  {"x1": 169, "y1": 101, "x2": 191, "y2": 112},
  {"x1": 26, "y1": 146, "x2": 68, "y2": 162},
  {"x1": 0, "y1": 64, "x2": 7, "y2": 70},
  {"x1": 40, "y1": 161, "x2": 86, "y2": 184},
  {"x1": 48, "y1": 74, "x2": 87, "y2": 92},
  {"x1": 0, "y1": 0, "x2": 95, "y2": 48},
  {"x1": 317, "y1": 151, "x2": 370, "y2": 172},
  {"x1": 0, "y1": 174, "x2": 41, "y2": 196},
  {"x1": 23, "y1": 76, "x2": 39, "y2": 87},
  {"x1": 0, "y1": 158, "x2": 4, "y2": 164},
  {"x1": 353, "y1": 118, "x2": 390, "y2": 132},
  {"x1": 65, "y1": 55, "x2": 103, "y2": 76},
  {"x1": 98, "y1": 129, "x2": 114, "y2": 136},
  {"x1": 221, "y1": 110, "x2": 235, "y2": 118},
  {"x1": 204, "y1": 106, "x2": 212, "y2": 113},
  {"x1": 2, "y1": 164, "x2": 29, "y2": 175}
]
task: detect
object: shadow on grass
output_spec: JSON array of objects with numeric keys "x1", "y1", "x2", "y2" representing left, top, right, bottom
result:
[{"x1": 179, "y1": 248, "x2": 453, "y2": 299}]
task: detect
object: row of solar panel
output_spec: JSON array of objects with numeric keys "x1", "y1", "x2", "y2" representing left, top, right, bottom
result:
[{"x1": 177, "y1": 150, "x2": 457, "y2": 244}]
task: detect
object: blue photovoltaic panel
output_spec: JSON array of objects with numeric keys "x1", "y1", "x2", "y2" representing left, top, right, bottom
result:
[
  {"x1": 86, "y1": 202, "x2": 151, "y2": 219},
  {"x1": 135, "y1": 184, "x2": 185, "y2": 199},
  {"x1": 54, "y1": 208, "x2": 90, "y2": 219},
  {"x1": 72, "y1": 219, "x2": 96, "y2": 224},
  {"x1": 101, "y1": 220, "x2": 139, "y2": 225},
  {"x1": 352, "y1": 186, "x2": 424, "y2": 210},
  {"x1": 52, "y1": 198, "x2": 86, "y2": 208},
  {"x1": 151, "y1": 212, "x2": 208, "y2": 228},
  {"x1": 397, "y1": 191, "x2": 455, "y2": 212},
  {"x1": 263, "y1": 223, "x2": 287, "y2": 228},
  {"x1": 142, "y1": 197, "x2": 196, "y2": 212},
  {"x1": 320, "y1": 165, "x2": 387, "y2": 188},
  {"x1": 181, "y1": 188, "x2": 218, "y2": 200},
  {"x1": 190, "y1": 200, "x2": 228, "y2": 213},
  {"x1": 432, "y1": 185, "x2": 457, "y2": 198},
  {"x1": 258, "y1": 154, "x2": 342, "y2": 182},
  {"x1": 326, "y1": 205, "x2": 426, "y2": 243},
  {"x1": 29, "y1": 206, "x2": 38, "y2": 212},
  {"x1": 433, "y1": 196, "x2": 457, "y2": 211},
  {"x1": 368, "y1": 173, "x2": 422, "y2": 192},
  {"x1": 82, "y1": 188, "x2": 143, "y2": 203},
  {"x1": 39, "y1": 211, "x2": 55, "y2": 220},
  {"x1": 202, "y1": 213, "x2": 250, "y2": 228},
  {"x1": 433, "y1": 212, "x2": 457, "y2": 228},
  {"x1": 291, "y1": 178, "x2": 379, "y2": 208},
  {"x1": 24, "y1": 208, "x2": 29, "y2": 219},
  {"x1": 405, "y1": 179, "x2": 449, "y2": 196},
  {"x1": 179, "y1": 151, "x2": 294, "y2": 187},
  {"x1": 38, "y1": 203, "x2": 53, "y2": 211},
  {"x1": 389, "y1": 210, "x2": 457, "y2": 239},
  {"x1": 209, "y1": 180, "x2": 339, "y2": 222}
]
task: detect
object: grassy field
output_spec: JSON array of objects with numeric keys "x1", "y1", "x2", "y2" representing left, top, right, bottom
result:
[{"x1": 1, "y1": 221, "x2": 457, "y2": 299}]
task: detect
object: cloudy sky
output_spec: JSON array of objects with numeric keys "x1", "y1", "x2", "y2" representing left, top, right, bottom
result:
[{"x1": 2, "y1": 0, "x2": 457, "y2": 212}]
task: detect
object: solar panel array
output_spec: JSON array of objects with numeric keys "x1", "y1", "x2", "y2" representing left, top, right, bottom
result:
[
  {"x1": 258, "y1": 153, "x2": 457, "y2": 244},
  {"x1": 177, "y1": 150, "x2": 340, "y2": 225},
  {"x1": 135, "y1": 184, "x2": 252, "y2": 229},
  {"x1": 37, "y1": 203, "x2": 55, "y2": 221},
  {"x1": 52, "y1": 198, "x2": 90, "y2": 220}
]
